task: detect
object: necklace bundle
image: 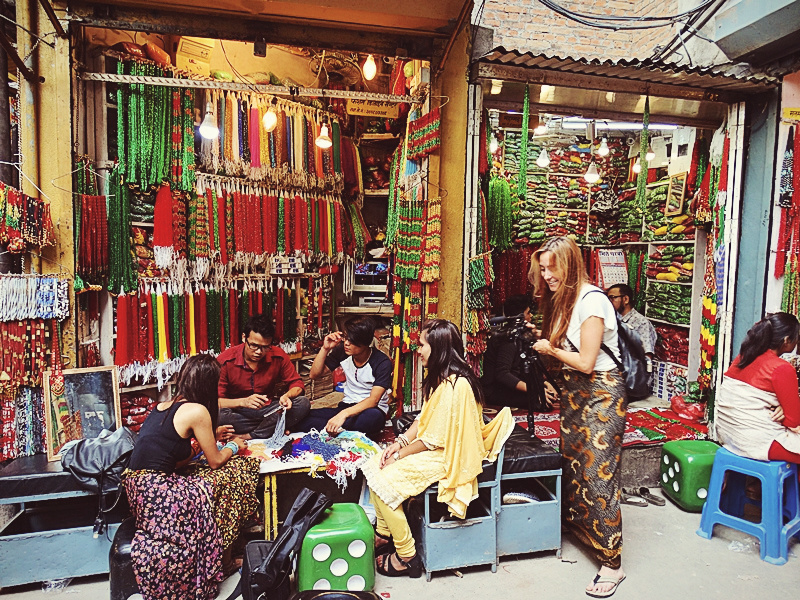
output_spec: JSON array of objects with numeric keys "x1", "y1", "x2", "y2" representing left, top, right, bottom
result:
[
  {"x1": 0, "y1": 319, "x2": 51, "y2": 388},
  {"x1": 487, "y1": 175, "x2": 514, "y2": 250},
  {"x1": 0, "y1": 181, "x2": 55, "y2": 251},
  {"x1": 420, "y1": 197, "x2": 441, "y2": 282},
  {"x1": 0, "y1": 275, "x2": 70, "y2": 321},
  {"x1": 406, "y1": 107, "x2": 441, "y2": 161},
  {"x1": 76, "y1": 194, "x2": 109, "y2": 285},
  {"x1": 107, "y1": 164, "x2": 138, "y2": 293},
  {"x1": 518, "y1": 84, "x2": 530, "y2": 199}
]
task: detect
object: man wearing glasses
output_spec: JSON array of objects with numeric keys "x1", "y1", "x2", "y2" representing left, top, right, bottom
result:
[
  {"x1": 216, "y1": 314, "x2": 310, "y2": 440},
  {"x1": 607, "y1": 284, "x2": 658, "y2": 390},
  {"x1": 293, "y1": 315, "x2": 391, "y2": 441}
]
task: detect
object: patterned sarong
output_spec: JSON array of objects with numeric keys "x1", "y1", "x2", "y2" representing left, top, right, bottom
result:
[{"x1": 560, "y1": 368, "x2": 627, "y2": 569}]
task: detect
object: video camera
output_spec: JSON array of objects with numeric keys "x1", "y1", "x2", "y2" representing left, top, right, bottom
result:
[{"x1": 489, "y1": 313, "x2": 559, "y2": 436}]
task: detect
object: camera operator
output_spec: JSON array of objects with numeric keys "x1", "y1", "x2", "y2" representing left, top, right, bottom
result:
[{"x1": 480, "y1": 295, "x2": 558, "y2": 409}]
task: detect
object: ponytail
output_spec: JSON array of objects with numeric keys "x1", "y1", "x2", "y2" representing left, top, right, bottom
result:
[{"x1": 737, "y1": 312, "x2": 800, "y2": 369}]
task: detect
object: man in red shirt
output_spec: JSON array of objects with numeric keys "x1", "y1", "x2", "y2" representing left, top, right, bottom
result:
[{"x1": 217, "y1": 314, "x2": 310, "y2": 439}]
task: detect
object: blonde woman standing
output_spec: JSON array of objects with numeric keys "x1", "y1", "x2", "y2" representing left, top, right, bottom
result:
[{"x1": 529, "y1": 237, "x2": 627, "y2": 598}]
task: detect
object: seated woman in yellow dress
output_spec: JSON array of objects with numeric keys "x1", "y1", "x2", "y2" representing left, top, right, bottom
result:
[{"x1": 361, "y1": 319, "x2": 514, "y2": 578}]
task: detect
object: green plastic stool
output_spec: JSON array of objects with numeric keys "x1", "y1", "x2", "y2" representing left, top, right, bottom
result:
[
  {"x1": 660, "y1": 440, "x2": 720, "y2": 512},
  {"x1": 298, "y1": 503, "x2": 375, "y2": 592}
]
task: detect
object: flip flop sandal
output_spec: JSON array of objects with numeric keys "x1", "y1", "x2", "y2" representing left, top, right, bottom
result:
[
  {"x1": 623, "y1": 487, "x2": 666, "y2": 507},
  {"x1": 637, "y1": 486, "x2": 666, "y2": 506},
  {"x1": 586, "y1": 574, "x2": 626, "y2": 598},
  {"x1": 620, "y1": 492, "x2": 648, "y2": 507}
]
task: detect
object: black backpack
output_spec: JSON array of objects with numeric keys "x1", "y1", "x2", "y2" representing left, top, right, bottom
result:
[
  {"x1": 602, "y1": 313, "x2": 651, "y2": 402},
  {"x1": 570, "y1": 290, "x2": 651, "y2": 402},
  {"x1": 230, "y1": 488, "x2": 332, "y2": 600}
]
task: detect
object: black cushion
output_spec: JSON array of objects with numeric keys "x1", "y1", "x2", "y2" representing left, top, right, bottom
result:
[
  {"x1": 392, "y1": 413, "x2": 561, "y2": 475},
  {"x1": 0, "y1": 454, "x2": 86, "y2": 501}
]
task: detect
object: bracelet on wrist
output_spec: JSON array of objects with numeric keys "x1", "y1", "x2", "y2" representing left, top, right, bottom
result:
[
  {"x1": 398, "y1": 434, "x2": 409, "y2": 447},
  {"x1": 223, "y1": 441, "x2": 239, "y2": 456}
]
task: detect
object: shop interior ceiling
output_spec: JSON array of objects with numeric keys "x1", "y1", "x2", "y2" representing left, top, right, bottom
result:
[
  {"x1": 480, "y1": 80, "x2": 727, "y2": 131},
  {"x1": 69, "y1": 0, "x2": 469, "y2": 59}
]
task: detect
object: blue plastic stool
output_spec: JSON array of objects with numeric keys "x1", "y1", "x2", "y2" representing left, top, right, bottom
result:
[{"x1": 696, "y1": 447, "x2": 800, "y2": 565}]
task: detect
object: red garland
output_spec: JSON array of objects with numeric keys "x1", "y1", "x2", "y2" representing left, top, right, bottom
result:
[
  {"x1": 205, "y1": 189, "x2": 216, "y2": 255},
  {"x1": 218, "y1": 190, "x2": 228, "y2": 264},
  {"x1": 284, "y1": 194, "x2": 292, "y2": 254}
]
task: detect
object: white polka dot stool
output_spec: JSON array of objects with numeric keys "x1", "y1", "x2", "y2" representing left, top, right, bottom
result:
[
  {"x1": 659, "y1": 440, "x2": 720, "y2": 512},
  {"x1": 298, "y1": 503, "x2": 374, "y2": 592}
]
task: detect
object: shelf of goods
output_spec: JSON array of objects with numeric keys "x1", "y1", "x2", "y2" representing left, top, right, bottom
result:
[
  {"x1": 643, "y1": 231, "x2": 706, "y2": 387},
  {"x1": 501, "y1": 132, "x2": 628, "y2": 247}
]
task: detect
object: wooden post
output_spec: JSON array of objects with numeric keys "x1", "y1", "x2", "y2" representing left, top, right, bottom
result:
[{"x1": 17, "y1": 0, "x2": 76, "y2": 366}]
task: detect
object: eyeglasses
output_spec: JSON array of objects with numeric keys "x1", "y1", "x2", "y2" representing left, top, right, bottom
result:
[
  {"x1": 245, "y1": 340, "x2": 273, "y2": 352},
  {"x1": 607, "y1": 294, "x2": 623, "y2": 300}
]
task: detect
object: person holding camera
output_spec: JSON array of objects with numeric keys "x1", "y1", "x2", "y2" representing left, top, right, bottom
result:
[
  {"x1": 480, "y1": 295, "x2": 558, "y2": 409},
  {"x1": 529, "y1": 237, "x2": 627, "y2": 599}
]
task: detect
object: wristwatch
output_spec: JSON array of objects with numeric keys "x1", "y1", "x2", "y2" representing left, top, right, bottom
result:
[{"x1": 392, "y1": 452, "x2": 400, "y2": 461}]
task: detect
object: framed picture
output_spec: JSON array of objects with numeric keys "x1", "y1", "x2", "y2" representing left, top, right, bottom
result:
[
  {"x1": 665, "y1": 171, "x2": 688, "y2": 217},
  {"x1": 44, "y1": 366, "x2": 121, "y2": 461}
]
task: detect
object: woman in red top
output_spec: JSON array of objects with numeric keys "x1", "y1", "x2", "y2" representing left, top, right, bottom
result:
[{"x1": 716, "y1": 312, "x2": 800, "y2": 464}]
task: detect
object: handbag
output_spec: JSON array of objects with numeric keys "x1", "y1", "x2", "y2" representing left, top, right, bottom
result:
[
  {"x1": 61, "y1": 427, "x2": 137, "y2": 537},
  {"x1": 231, "y1": 488, "x2": 333, "y2": 600}
]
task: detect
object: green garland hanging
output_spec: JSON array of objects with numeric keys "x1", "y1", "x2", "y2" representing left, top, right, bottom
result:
[
  {"x1": 107, "y1": 165, "x2": 137, "y2": 293},
  {"x1": 634, "y1": 96, "x2": 650, "y2": 214},
  {"x1": 487, "y1": 176, "x2": 513, "y2": 250},
  {"x1": 518, "y1": 84, "x2": 530, "y2": 199}
]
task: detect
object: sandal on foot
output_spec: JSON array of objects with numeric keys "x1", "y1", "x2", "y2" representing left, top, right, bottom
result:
[
  {"x1": 375, "y1": 531, "x2": 394, "y2": 555},
  {"x1": 586, "y1": 574, "x2": 626, "y2": 598},
  {"x1": 620, "y1": 491, "x2": 648, "y2": 507},
  {"x1": 376, "y1": 551, "x2": 422, "y2": 578}
]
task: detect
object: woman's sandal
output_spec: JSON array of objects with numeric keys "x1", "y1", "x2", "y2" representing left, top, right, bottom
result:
[
  {"x1": 376, "y1": 551, "x2": 422, "y2": 578},
  {"x1": 375, "y1": 531, "x2": 394, "y2": 555},
  {"x1": 623, "y1": 486, "x2": 666, "y2": 506}
]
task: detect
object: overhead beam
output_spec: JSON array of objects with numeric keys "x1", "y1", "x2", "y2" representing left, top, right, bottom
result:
[
  {"x1": 69, "y1": 3, "x2": 436, "y2": 58},
  {"x1": 482, "y1": 99, "x2": 725, "y2": 130},
  {"x1": 38, "y1": 0, "x2": 67, "y2": 38},
  {"x1": 474, "y1": 62, "x2": 745, "y2": 105},
  {"x1": 0, "y1": 29, "x2": 43, "y2": 81}
]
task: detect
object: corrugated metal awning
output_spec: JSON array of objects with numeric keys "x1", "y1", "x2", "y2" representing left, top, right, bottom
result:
[{"x1": 475, "y1": 47, "x2": 779, "y2": 103}]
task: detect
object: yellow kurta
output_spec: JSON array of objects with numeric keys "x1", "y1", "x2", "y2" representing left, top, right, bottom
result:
[{"x1": 362, "y1": 376, "x2": 514, "y2": 519}]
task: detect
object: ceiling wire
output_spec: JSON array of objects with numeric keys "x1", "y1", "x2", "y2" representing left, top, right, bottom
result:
[{"x1": 536, "y1": 0, "x2": 719, "y2": 31}]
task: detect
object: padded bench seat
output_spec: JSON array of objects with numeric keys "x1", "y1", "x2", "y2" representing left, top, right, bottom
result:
[{"x1": 0, "y1": 454, "x2": 87, "y2": 502}]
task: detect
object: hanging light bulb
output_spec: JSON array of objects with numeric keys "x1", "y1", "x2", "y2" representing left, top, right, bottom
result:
[
  {"x1": 584, "y1": 161, "x2": 600, "y2": 184},
  {"x1": 490, "y1": 79, "x2": 503, "y2": 95},
  {"x1": 534, "y1": 122, "x2": 548, "y2": 135},
  {"x1": 316, "y1": 119, "x2": 333, "y2": 149},
  {"x1": 646, "y1": 143, "x2": 655, "y2": 161},
  {"x1": 489, "y1": 136, "x2": 499, "y2": 154},
  {"x1": 632, "y1": 158, "x2": 642, "y2": 174},
  {"x1": 198, "y1": 102, "x2": 219, "y2": 140},
  {"x1": 363, "y1": 54, "x2": 377, "y2": 81},
  {"x1": 262, "y1": 105, "x2": 278, "y2": 132},
  {"x1": 597, "y1": 138, "x2": 609, "y2": 157},
  {"x1": 536, "y1": 148, "x2": 550, "y2": 168}
]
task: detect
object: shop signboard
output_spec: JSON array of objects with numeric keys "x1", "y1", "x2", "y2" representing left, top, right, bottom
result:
[
  {"x1": 783, "y1": 107, "x2": 800, "y2": 121},
  {"x1": 346, "y1": 99, "x2": 400, "y2": 118}
]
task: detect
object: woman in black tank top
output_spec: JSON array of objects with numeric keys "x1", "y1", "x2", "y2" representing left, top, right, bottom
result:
[{"x1": 123, "y1": 354, "x2": 261, "y2": 599}]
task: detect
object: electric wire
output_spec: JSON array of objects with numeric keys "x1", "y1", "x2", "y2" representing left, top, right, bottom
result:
[{"x1": 536, "y1": 0, "x2": 720, "y2": 31}]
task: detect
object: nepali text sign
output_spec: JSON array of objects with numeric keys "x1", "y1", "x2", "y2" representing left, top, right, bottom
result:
[{"x1": 346, "y1": 99, "x2": 400, "y2": 118}]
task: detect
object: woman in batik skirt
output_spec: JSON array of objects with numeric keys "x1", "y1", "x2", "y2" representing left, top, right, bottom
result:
[
  {"x1": 123, "y1": 354, "x2": 260, "y2": 600},
  {"x1": 530, "y1": 236, "x2": 627, "y2": 599}
]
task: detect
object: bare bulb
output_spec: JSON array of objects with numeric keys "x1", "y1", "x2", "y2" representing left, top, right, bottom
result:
[
  {"x1": 534, "y1": 123, "x2": 547, "y2": 135},
  {"x1": 316, "y1": 123, "x2": 333, "y2": 149},
  {"x1": 363, "y1": 55, "x2": 377, "y2": 81},
  {"x1": 198, "y1": 103, "x2": 219, "y2": 140},
  {"x1": 597, "y1": 138, "x2": 609, "y2": 157},
  {"x1": 490, "y1": 137, "x2": 498, "y2": 154},
  {"x1": 262, "y1": 107, "x2": 278, "y2": 132},
  {"x1": 584, "y1": 162, "x2": 600, "y2": 184},
  {"x1": 632, "y1": 159, "x2": 642, "y2": 174},
  {"x1": 646, "y1": 143, "x2": 655, "y2": 161},
  {"x1": 536, "y1": 149, "x2": 550, "y2": 168}
]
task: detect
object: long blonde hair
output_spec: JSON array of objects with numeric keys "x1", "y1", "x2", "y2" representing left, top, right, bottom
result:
[{"x1": 528, "y1": 237, "x2": 588, "y2": 347}]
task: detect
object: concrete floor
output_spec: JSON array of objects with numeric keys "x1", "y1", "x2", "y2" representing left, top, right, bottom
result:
[{"x1": 2, "y1": 495, "x2": 797, "y2": 599}]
